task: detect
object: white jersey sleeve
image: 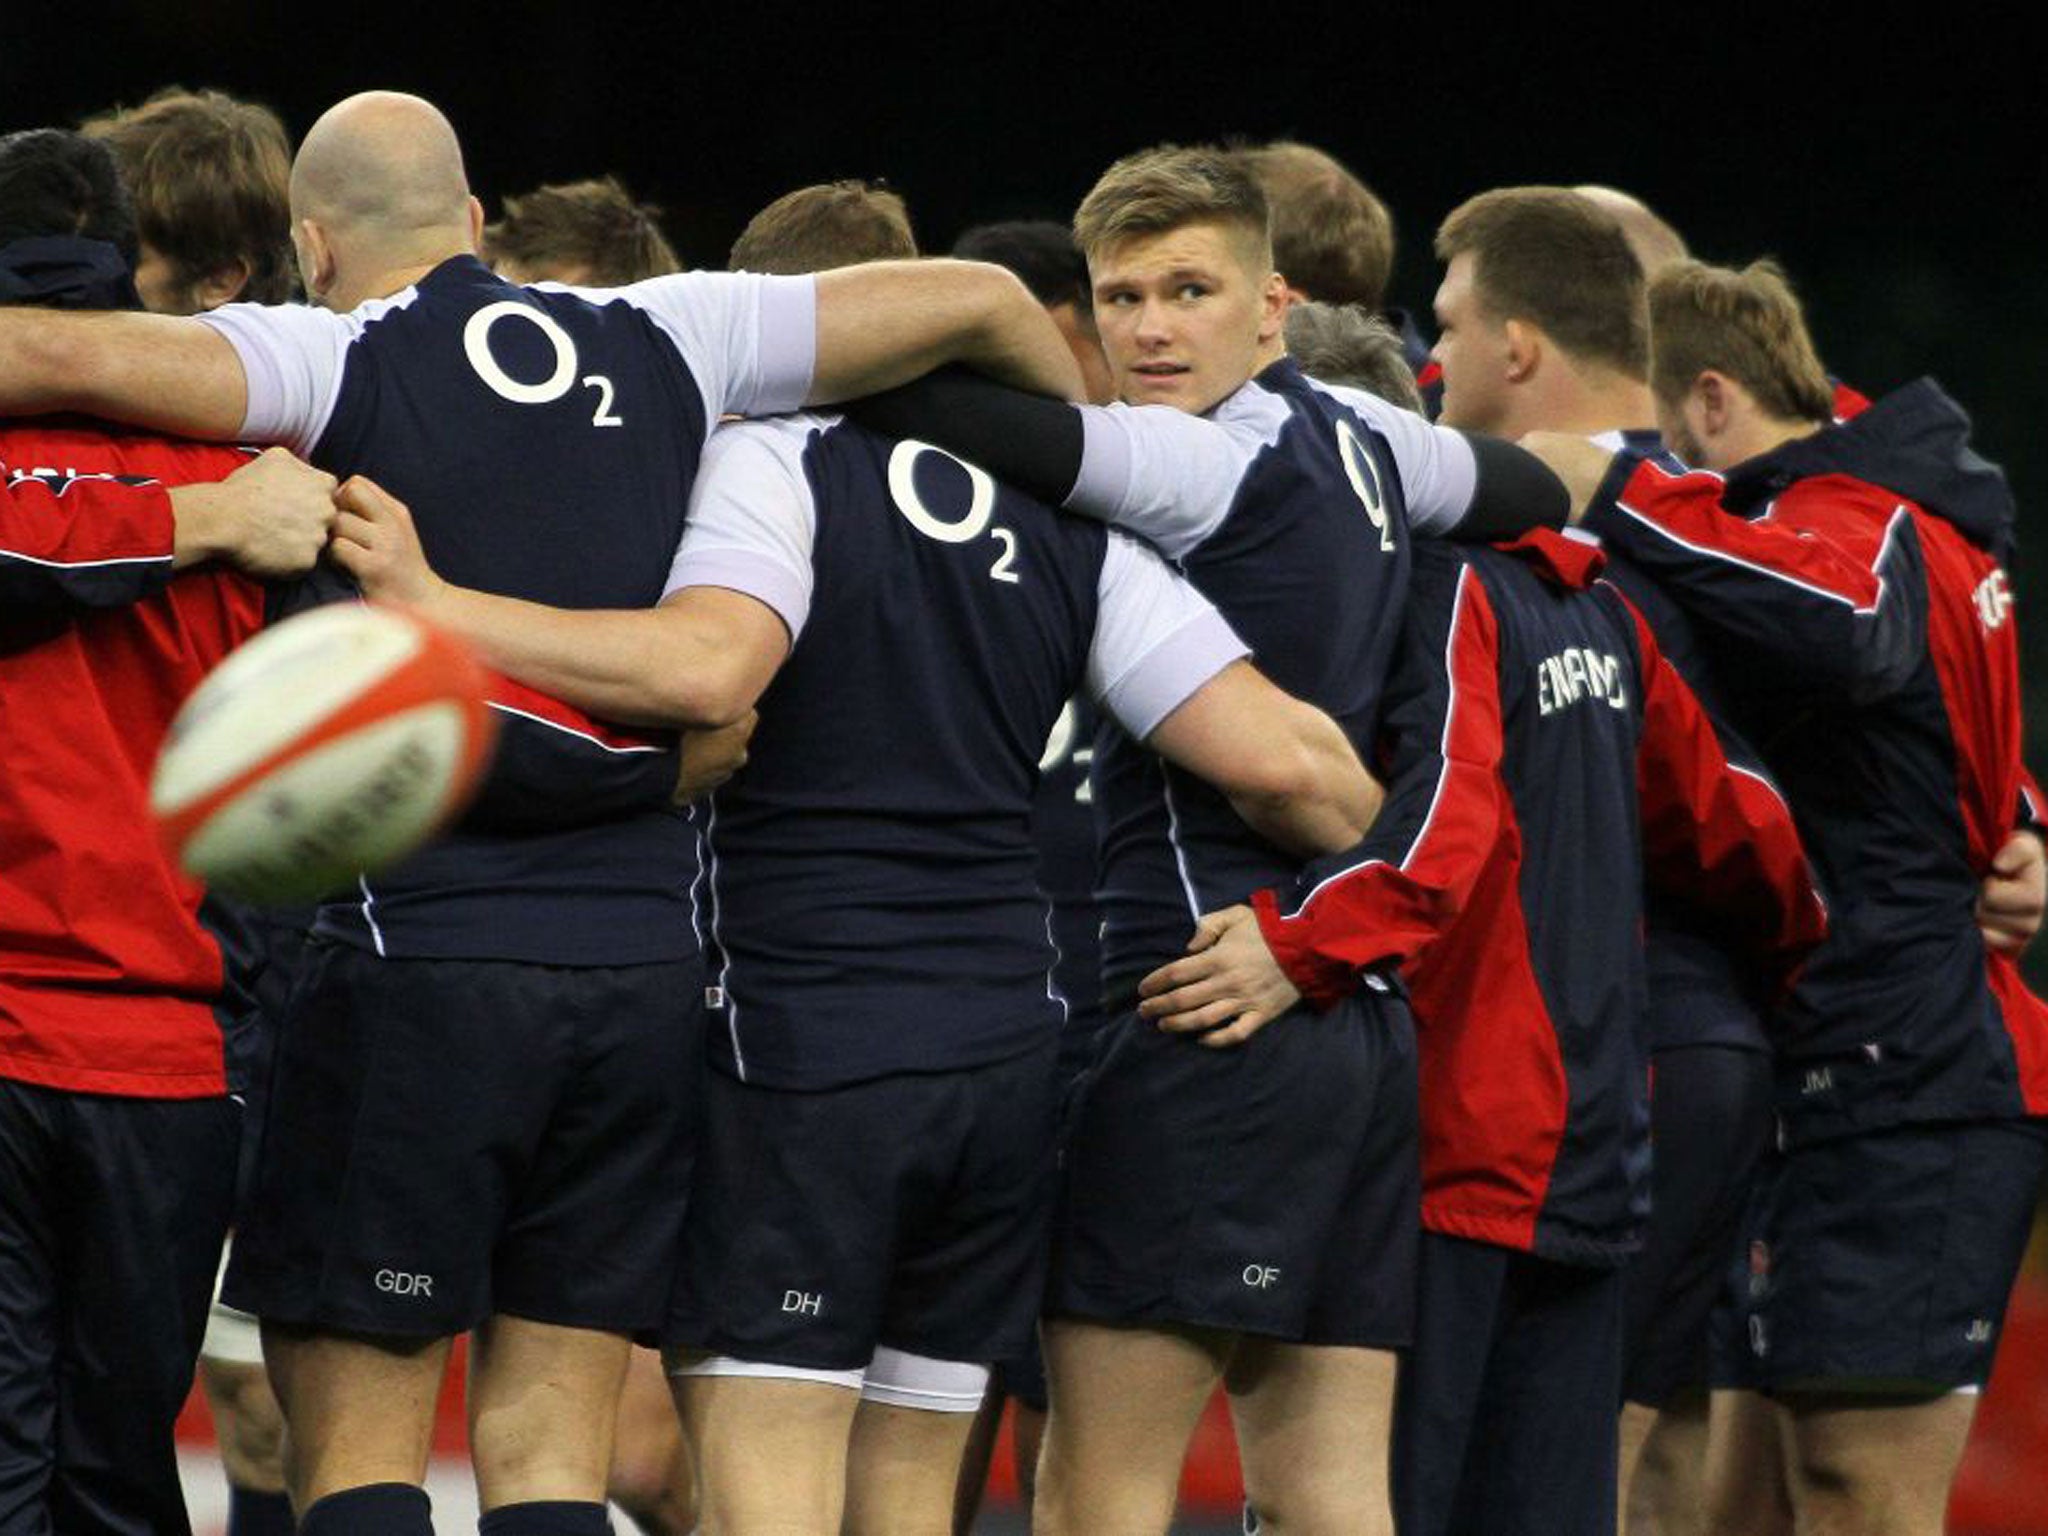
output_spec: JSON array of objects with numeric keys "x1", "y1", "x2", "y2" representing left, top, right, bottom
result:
[
  {"x1": 1314, "y1": 381, "x2": 1480, "y2": 534},
  {"x1": 615, "y1": 270, "x2": 817, "y2": 420},
  {"x1": 663, "y1": 417, "x2": 820, "y2": 642},
  {"x1": 1066, "y1": 398, "x2": 1285, "y2": 561},
  {"x1": 1087, "y1": 530, "x2": 1250, "y2": 740},
  {"x1": 197, "y1": 299, "x2": 376, "y2": 456}
]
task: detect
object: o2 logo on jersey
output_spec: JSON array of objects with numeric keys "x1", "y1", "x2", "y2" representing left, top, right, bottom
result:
[
  {"x1": 1975, "y1": 568, "x2": 2014, "y2": 631},
  {"x1": 462, "y1": 301, "x2": 623, "y2": 427},
  {"x1": 887, "y1": 440, "x2": 1020, "y2": 584},
  {"x1": 1335, "y1": 419, "x2": 1396, "y2": 553}
]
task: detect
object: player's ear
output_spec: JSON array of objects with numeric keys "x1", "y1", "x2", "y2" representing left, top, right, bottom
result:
[
  {"x1": 193, "y1": 258, "x2": 253, "y2": 312},
  {"x1": 1257, "y1": 270, "x2": 1288, "y2": 343},
  {"x1": 467, "y1": 195, "x2": 486, "y2": 250},
  {"x1": 1502, "y1": 318, "x2": 1541, "y2": 383},
  {"x1": 1696, "y1": 370, "x2": 1731, "y2": 437},
  {"x1": 294, "y1": 218, "x2": 335, "y2": 305}
]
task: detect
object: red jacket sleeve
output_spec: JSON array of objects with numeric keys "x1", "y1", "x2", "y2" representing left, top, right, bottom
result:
[
  {"x1": 1584, "y1": 455, "x2": 1926, "y2": 703},
  {"x1": 1622, "y1": 592, "x2": 1828, "y2": 999},
  {"x1": 1, "y1": 459, "x2": 177, "y2": 610},
  {"x1": 1253, "y1": 552, "x2": 1505, "y2": 1008}
]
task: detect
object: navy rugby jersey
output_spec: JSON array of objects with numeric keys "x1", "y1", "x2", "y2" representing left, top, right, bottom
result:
[
  {"x1": 1593, "y1": 428, "x2": 1774, "y2": 1056},
  {"x1": 1582, "y1": 378, "x2": 2048, "y2": 1137},
  {"x1": 1254, "y1": 533, "x2": 1823, "y2": 1263},
  {"x1": 1063, "y1": 358, "x2": 1477, "y2": 985},
  {"x1": 1035, "y1": 694, "x2": 1109, "y2": 1080},
  {"x1": 668, "y1": 416, "x2": 1244, "y2": 1089},
  {"x1": 198, "y1": 257, "x2": 814, "y2": 964}
]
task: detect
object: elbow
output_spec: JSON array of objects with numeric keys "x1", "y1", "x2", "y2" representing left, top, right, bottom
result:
[
  {"x1": 1237, "y1": 737, "x2": 1327, "y2": 816},
  {"x1": 662, "y1": 665, "x2": 757, "y2": 731},
  {"x1": 1230, "y1": 739, "x2": 1370, "y2": 854}
]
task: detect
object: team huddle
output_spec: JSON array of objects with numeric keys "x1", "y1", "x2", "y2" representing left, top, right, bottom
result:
[{"x1": 1, "y1": 84, "x2": 2043, "y2": 1536}]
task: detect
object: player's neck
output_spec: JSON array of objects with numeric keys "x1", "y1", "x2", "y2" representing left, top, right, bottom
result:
[
  {"x1": 1716, "y1": 412, "x2": 1823, "y2": 471},
  {"x1": 329, "y1": 245, "x2": 473, "y2": 311},
  {"x1": 1516, "y1": 367, "x2": 1656, "y2": 441}
]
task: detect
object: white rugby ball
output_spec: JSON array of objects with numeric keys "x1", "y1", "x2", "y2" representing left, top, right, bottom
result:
[{"x1": 152, "y1": 604, "x2": 499, "y2": 905}]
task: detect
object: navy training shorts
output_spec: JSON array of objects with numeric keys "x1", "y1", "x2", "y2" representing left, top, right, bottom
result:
[
  {"x1": 1717, "y1": 1116, "x2": 2048, "y2": 1393},
  {"x1": 226, "y1": 940, "x2": 705, "y2": 1339},
  {"x1": 667, "y1": 1035, "x2": 1062, "y2": 1371},
  {"x1": 1622, "y1": 1044, "x2": 1774, "y2": 1405},
  {"x1": 1049, "y1": 986, "x2": 1419, "y2": 1346}
]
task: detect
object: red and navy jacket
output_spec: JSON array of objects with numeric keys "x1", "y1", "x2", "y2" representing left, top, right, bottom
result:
[
  {"x1": 2, "y1": 423, "x2": 268, "y2": 1098},
  {"x1": 2, "y1": 421, "x2": 679, "y2": 1100},
  {"x1": 1582, "y1": 378, "x2": 2048, "y2": 1138},
  {"x1": 1253, "y1": 531, "x2": 1824, "y2": 1265},
  {"x1": 1597, "y1": 430, "x2": 1776, "y2": 1055}
]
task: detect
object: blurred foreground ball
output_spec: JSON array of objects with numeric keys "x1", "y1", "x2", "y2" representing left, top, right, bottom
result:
[{"x1": 151, "y1": 604, "x2": 498, "y2": 904}]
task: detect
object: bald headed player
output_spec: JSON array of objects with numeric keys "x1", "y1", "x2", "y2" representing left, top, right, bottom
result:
[
  {"x1": 0, "y1": 91, "x2": 1081, "y2": 1536},
  {"x1": 1572, "y1": 185, "x2": 1688, "y2": 277}
]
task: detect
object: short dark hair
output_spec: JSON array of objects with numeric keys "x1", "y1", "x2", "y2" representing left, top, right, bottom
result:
[
  {"x1": 1073, "y1": 145, "x2": 1270, "y2": 270},
  {"x1": 1435, "y1": 186, "x2": 1647, "y2": 379},
  {"x1": 80, "y1": 86, "x2": 293, "y2": 304},
  {"x1": 0, "y1": 129, "x2": 141, "y2": 310},
  {"x1": 0, "y1": 128, "x2": 137, "y2": 256},
  {"x1": 1649, "y1": 258, "x2": 1834, "y2": 426},
  {"x1": 952, "y1": 219, "x2": 1089, "y2": 312},
  {"x1": 1232, "y1": 140, "x2": 1395, "y2": 311},
  {"x1": 484, "y1": 175, "x2": 679, "y2": 285},
  {"x1": 728, "y1": 181, "x2": 916, "y2": 275}
]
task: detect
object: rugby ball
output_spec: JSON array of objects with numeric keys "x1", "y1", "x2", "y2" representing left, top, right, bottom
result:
[{"x1": 151, "y1": 604, "x2": 499, "y2": 905}]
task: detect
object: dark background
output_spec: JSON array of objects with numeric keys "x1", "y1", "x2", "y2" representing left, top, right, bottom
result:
[{"x1": 7, "y1": 3, "x2": 2043, "y2": 794}]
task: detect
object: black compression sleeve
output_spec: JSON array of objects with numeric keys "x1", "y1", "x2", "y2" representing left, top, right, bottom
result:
[
  {"x1": 1449, "y1": 433, "x2": 1572, "y2": 541},
  {"x1": 842, "y1": 367, "x2": 1086, "y2": 505}
]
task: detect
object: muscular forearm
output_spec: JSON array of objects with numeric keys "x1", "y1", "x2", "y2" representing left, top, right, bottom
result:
[
  {"x1": 419, "y1": 585, "x2": 742, "y2": 729},
  {"x1": 1230, "y1": 725, "x2": 1385, "y2": 857},
  {"x1": 810, "y1": 260, "x2": 1084, "y2": 406},
  {"x1": 0, "y1": 308, "x2": 248, "y2": 437}
]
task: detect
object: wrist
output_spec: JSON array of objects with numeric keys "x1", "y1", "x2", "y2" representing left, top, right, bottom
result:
[{"x1": 167, "y1": 483, "x2": 231, "y2": 568}]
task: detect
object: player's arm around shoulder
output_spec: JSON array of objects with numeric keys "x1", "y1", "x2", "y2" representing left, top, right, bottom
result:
[
  {"x1": 1147, "y1": 662, "x2": 1383, "y2": 859},
  {"x1": 0, "y1": 307, "x2": 248, "y2": 437},
  {"x1": 1084, "y1": 528, "x2": 1383, "y2": 857},
  {"x1": 810, "y1": 259, "x2": 1083, "y2": 404},
  {"x1": 329, "y1": 471, "x2": 783, "y2": 729}
]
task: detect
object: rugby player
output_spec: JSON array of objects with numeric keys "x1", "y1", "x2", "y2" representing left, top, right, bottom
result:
[
  {"x1": 1, "y1": 126, "x2": 338, "y2": 1536},
  {"x1": 483, "y1": 175, "x2": 678, "y2": 287},
  {"x1": 1282, "y1": 300, "x2": 1425, "y2": 409},
  {"x1": 1525, "y1": 257, "x2": 2048, "y2": 1536},
  {"x1": 80, "y1": 86, "x2": 296, "y2": 313},
  {"x1": 1428, "y1": 184, "x2": 1769, "y2": 1533},
  {"x1": 1570, "y1": 185, "x2": 1688, "y2": 277},
  {"x1": 0, "y1": 90, "x2": 1082, "y2": 1536},
  {"x1": 953, "y1": 219, "x2": 1116, "y2": 407},
  {"x1": 847, "y1": 144, "x2": 1566, "y2": 1532}
]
